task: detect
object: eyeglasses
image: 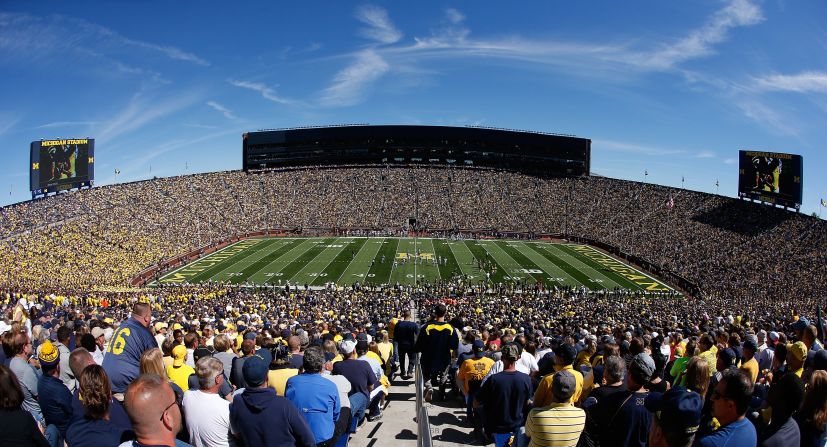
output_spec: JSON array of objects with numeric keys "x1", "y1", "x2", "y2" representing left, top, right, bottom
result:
[
  {"x1": 159, "y1": 399, "x2": 178, "y2": 421},
  {"x1": 711, "y1": 390, "x2": 730, "y2": 401}
]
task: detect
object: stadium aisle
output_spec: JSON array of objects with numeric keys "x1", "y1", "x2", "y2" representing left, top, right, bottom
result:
[{"x1": 349, "y1": 376, "x2": 419, "y2": 447}]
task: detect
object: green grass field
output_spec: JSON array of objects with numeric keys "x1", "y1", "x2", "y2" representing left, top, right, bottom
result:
[{"x1": 153, "y1": 237, "x2": 677, "y2": 293}]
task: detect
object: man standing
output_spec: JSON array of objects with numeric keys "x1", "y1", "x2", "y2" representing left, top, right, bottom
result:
[
  {"x1": 286, "y1": 347, "x2": 342, "y2": 447},
  {"x1": 154, "y1": 322, "x2": 168, "y2": 348},
  {"x1": 229, "y1": 354, "x2": 315, "y2": 447},
  {"x1": 474, "y1": 344, "x2": 532, "y2": 443},
  {"x1": 393, "y1": 309, "x2": 419, "y2": 380},
  {"x1": 103, "y1": 303, "x2": 158, "y2": 395},
  {"x1": 696, "y1": 369, "x2": 757, "y2": 447},
  {"x1": 590, "y1": 353, "x2": 655, "y2": 447},
  {"x1": 121, "y1": 373, "x2": 192, "y2": 447},
  {"x1": 182, "y1": 357, "x2": 234, "y2": 447},
  {"x1": 9, "y1": 329, "x2": 42, "y2": 422},
  {"x1": 457, "y1": 339, "x2": 494, "y2": 429},
  {"x1": 524, "y1": 371, "x2": 586, "y2": 447},
  {"x1": 415, "y1": 304, "x2": 458, "y2": 401}
]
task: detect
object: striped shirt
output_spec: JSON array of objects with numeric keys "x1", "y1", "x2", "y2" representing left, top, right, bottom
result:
[{"x1": 524, "y1": 403, "x2": 586, "y2": 447}]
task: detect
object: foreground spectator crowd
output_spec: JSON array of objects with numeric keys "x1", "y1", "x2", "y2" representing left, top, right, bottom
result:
[{"x1": 0, "y1": 282, "x2": 825, "y2": 446}]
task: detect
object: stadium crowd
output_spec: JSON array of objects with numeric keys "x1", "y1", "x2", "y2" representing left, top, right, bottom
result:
[{"x1": 0, "y1": 165, "x2": 825, "y2": 446}]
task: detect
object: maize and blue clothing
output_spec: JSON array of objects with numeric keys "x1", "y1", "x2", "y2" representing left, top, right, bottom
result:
[
  {"x1": 229, "y1": 387, "x2": 315, "y2": 447},
  {"x1": 102, "y1": 317, "x2": 157, "y2": 393}
]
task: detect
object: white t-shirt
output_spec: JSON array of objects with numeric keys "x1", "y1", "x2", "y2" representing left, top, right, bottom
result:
[
  {"x1": 182, "y1": 389, "x2": 235, "y2": 447},
  {"x1": 516, "y1": 351, "x2": 539, "y2": 374}
]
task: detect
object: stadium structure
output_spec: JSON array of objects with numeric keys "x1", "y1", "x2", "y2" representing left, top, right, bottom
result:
[{"x1": 2, "y1": 125, "x2": 825, "y2": 309}]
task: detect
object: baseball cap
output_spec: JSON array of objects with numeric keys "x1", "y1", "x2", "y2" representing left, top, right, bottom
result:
[
  {"x1": 556, "y1": 344, "x2": 577, "y2": 366},
  {"x1": 154, "y1": 322, "x2": 168, "y2": 331},
  {"x1": 472, "y1": 339, "x2": 485, "y2": 354},
  {"x1": 813, "y1": 349, "x2": 827, "y2": 371},
  {"x1": 244, "y1": 332, "x2": 257, "y2": 341},
  {"x1": 787, "y1": 341, "x2": 807, "y2": 362},
  {"x1": 255, "y1": 348, "x2": 273, "y2": 366},
  {"x1": 501, "y1": 344, "x2": 520, "y2": 362},
  {"x1": 644, "y1": 387, "x2": 703, "y2": 435},
  {"x1": 630, "y1": 353, "x2": 656, "y2": 382},
  {"x1": 339, "y1": 340, "x2": 356, "y2": 355},
  {"x1": 324, "y1": 352, "x2": 336, "y2": 362},
  {"x1": 39, "y1": 340, "x2": 60, "y2": 369},
  {"x1": 552, "y1": 370, "x2": 577, "y2": 403},
  {"x1": 243, "y1": 355, "x2": 269, "y2": 387},
  {"x1": 742, "y1": 339, "x2": 758, "y2": 352},
  {"x1": 768, "y1": 331, "x2": 779, "y2": 342},
  {"x1": 91, "y1": 327, "x2": 105, "y2": 339},
  {"x1": 718, "y1": 348, "x2": 736, "y2": 368},
  {"x1": 172, "y1": 345, "x2": 187, "y2": 367}
]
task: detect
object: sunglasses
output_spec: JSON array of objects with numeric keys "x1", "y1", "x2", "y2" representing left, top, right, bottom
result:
[{"x1": 159, "y1": 398, "x2": 179, "y2": 421}]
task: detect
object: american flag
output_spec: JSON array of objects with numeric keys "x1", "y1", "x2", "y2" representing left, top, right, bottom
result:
[{"x1": 667, "y1": 194, "x2": 675, "y2": 210}]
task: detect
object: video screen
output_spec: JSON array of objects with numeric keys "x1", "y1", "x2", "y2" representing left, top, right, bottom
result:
[
  {"x1": 30, "y1": 139, "x2": 95, "y2": 191},
  {"x1": 738, "y1": 150, "x2": 802, "y2": 207}
]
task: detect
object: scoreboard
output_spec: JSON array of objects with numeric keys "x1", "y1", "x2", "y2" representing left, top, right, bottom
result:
[
  {"x1": 737, "y1": 150, "x2": 802, "y2": 209},
  {"x1": 30, "y1": 138, "x2": 95, "y2": 195}
]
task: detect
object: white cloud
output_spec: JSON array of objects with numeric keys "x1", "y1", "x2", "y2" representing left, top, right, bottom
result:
[
  {"x1": 0, "y1": 117, "x2": 20, "y2": 136},
  {"x1": 592, "y1": 139, "x2": 688, "y2": 156},
  {"x1": 95, "y1": 89, "x2": 203, "y2": 146},
  {"x1": 696, "y1": 150, "x2": 716, "y2": 158},
  {"x1": 735, "y1": 100, "x2": 800, "y2": 137},
  {"x1": 206, "y1": 101, "x2": 237, "y2": 120},
  {"x1": 121, "y1": 37, "x2": 209, "y2": 66},
  {"x1": 724, "y1": 158, "x2": 736, "y2": 165},
  {"x1": 229, "y1": 80, "x2": 293, "y2": 105},
  {"x1": 356, "y1": 5, "x2": 402, "y2": 44},
  {"x1": 752, "y1": 71, "x2": 827, "y2": 93},
  {"x1": 319, "y1": 50, "x2": 390, "y2": 107},
  {"x1": 35, "y1": 121, "x2": 99, "y2": 129},
  {"x1": 445, "y1": 8, "x2": 465, "y2": 24}
]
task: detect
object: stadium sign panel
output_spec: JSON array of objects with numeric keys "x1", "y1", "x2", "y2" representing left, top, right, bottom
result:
[
  {"x1": 30, "y1": 138, "x2": 95, "y2": 197},
  {"x1": 243, "y1": 125, "x2": 590, "y2": 176},
  {"x1": 737, "y1": 150, "x2": 802, "y2": 210}
]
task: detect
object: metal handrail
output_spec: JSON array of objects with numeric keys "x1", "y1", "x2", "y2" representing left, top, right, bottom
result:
[{"x1": 414, "y1": 354, "x2": 433, "y2": 447}]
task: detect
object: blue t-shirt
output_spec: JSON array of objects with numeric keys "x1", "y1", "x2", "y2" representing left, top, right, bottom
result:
[
  {"x1": 697, "y1": 417, "x2": 757, "y2": 447},
  {"x1": 286, "y1": 373, "x2": 341, "y2": 443},
  {"x1": 477, "y1": 370, "x2": 533, "y2": 434},
  {"x1": 332, "y1": 359, "x2": 378, "y2": 399},
  {"x1": 66, "y1": 417, "x2": 134, "y2": 447},
  {"x1": 102, "y1": 318, "x2": 158, "y2": 393}
]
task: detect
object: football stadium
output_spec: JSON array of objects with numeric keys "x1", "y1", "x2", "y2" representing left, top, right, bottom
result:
[{"x1": 3, "y1": 3, "x2": 827, "y2": 447}]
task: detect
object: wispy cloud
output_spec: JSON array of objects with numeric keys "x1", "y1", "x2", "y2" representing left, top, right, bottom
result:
[
  {"x1": 696, "y1": 150, "x2": 716, "y2": 158},
  {"x1": 724, "y1": 158, "x2": 737, "y2": 165},
  {"x1": 355, "y1": 5, "x2": 402, "y2": 44},
  {"x1": 592, "y1": 138, "x2": 688, "y2": 156},
  {"x1": 735, "y1": 100, "x2": 800, "y2": 136},
  {"x1": 0, "y1": 117, "x2": 20, "y2": 136},
  {"x1": 95, "y1": 89, "x2": 203, "y2": 146},
  {"x1": 319, "y1": 50, "x2": 390, "y2": 107},
  {"x1": 445, "y1": 8, "x2": 465, "y2": 25},
  {"x1": 229, "y1": 79, "x2": 294, "y2": 105},
  {"x1": 752, "y1": 71, "x2": 827, "y2": 93},
  {"x1": 120, "y1": 37, "x2": 209, "y2": 66},
  {"x1": 206, "y1": 101, "x2": 237, "y2": 120},
  {"x1": 35, "y1": 121, "x2": 99, "y2": 129}
]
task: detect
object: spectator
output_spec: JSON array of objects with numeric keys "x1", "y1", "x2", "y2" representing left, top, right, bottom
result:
[
  {"x1": 0, "y1": 363, "x2": 49, "y2": 446},
  {"x1": 786, "y1": 341, "x2": 807, "y2": 378},
  {"x1": 287, "y1": 335, "x2": 304, "y2": 370},
  {"x1": 320, "y1": 351, "x2": 352, "y2": 441},
  {"x1": 393, "y1": 309, "x2": 418, "y2": 380},
  {"x1": 534, "y1": 344, "x2": 583, "y2": 406},
  {"x1": 211, "y1": 335, "x2": 236, "y2": 382},
  {"x1": 739, "y1": 337, "x2": 759, "y2": 384},
  {"x1": 332, "y1": 339, "x2": 377, "y2": 427},
  {"x1": 457, "y1": 339, "x2": 494, "y2": 429},
  {"x1": 590, "y1": 353, "x2": 655, "y2": 447},
  {"x1": 795, "y1": 369, "x2": 827, "y2": 446},
  {"x1": 475, "y1": 344, "x2": 532, "y2": 444},
  {"x1": 643, "y1": 386, "x2": 703, "y2": 447},
  {"x1": 286, "y1": 346, "x2": 342, "y2": 446},
  {"x1": 524, "y1": 370, "x2": 586, "y2": 447},
  {"x1": 267, "y1": 345, "x2": 299, "y2": 396},
  {"x1": 140, "y1": 348, "x2": 185, "y2": 402},
  {"x1": 696, "y1": 369, "x2": 757, "y2": 447},
  {"x1": 37, "y1": 340, "x2": 73, "y2": 446},
  {"x1": 229, "y1": 354, "x2": 315, "y2": 447},
  {"x1": 8, "y1": 329, "x2": 42, "y2": 422},
  {"x1": 122, "y1": 373, "x2": 192, "y2": 447},
  {"x1": 54, "y1": 325, "x2": 76, "y2": 391},
  {"x1": 415, "y1": 303, "x2": 459, "y2": 401},
  {"x1": 66, "y1": 364, "x2": 134, "y2": 446},
  {"x1": 586, "y1": 355, "x2": 627, "y2": 403},
  {"x1": 230, "y1": 339, "x2": 255, "y2": 389},
  {"x1": 355, "y1": 339, "x2": 385, "y2": 422},
  {"x1": 102, "y1": 303, "x2": 157, "y2": 395},
  {"x1": 167, "y1": 345, "x2": 195, "y2": 392},
  {"x1": 182, "y1": 357, "x2": 234, "y2": 447},
  {"x1": 90, "y1": 327, "x2": 106, "y2": 365},
  {"x1": 759, "y1": 372, "x2": 804, "y2": 447}
]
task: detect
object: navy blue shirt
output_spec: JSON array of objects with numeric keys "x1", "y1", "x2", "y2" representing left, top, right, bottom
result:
[
  {"x1": 71, "y1": 388, "x2": 132, "y2": 432},
  {"x1": 477, "y1": 370, "x2": 533, "y2": 434},
  {"x1": 229, "y1": 387, "x2": 315, "y2": 447},
  {"x1": 332, "y1": 358, "x2": 378, "y2": 399},
  {"x1": 66, "y1": 417, "x2": 134, "y2": 447},
  {"x1": 394, "y1": 321, "x2": 419, "y2": 347},
  {"x1": 102, "y1": 317, "x2": 157, "y2": 393},
  {"x1": 697, "y1": 417, "x2": 757, "y2": 447},
  {"x1": 38, "y1": 374, "x2": 74, "y2": 437}
]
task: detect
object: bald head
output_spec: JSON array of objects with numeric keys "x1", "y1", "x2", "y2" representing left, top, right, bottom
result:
[
  {"x1": 125, "y1": 374, "x2": 181, "y2": 444},
  {"x1": 69, "y1": 348, "x2": 95, "y2": 379}
]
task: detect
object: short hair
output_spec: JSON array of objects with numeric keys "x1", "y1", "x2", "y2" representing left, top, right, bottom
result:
[
  {"x1": 1, "y1": 331, "x2": 15, "y2": 358},
  {"x1": 434, "y1": 304, "x2": 447, "y2": 318},
  {"x1": 133, "y1": 302, "x2": 150, "y2": 317},
  {"x1": 287, "y1": 335, "x2": 300, "y2": 350},
  {"x1": 161, "y1": 338, "x2": 174, "y2": 357},
  {"x1": 195, "y1": 357, "x2": 224, "y2": 390},
  {"x1": 10, "y1": 331, "x2": 28, "y2": 356},
  {"x1": 804, "y1": 325, "x2": 818, "y2": 341},
  {"x1": 699, "y1": 334, "x2": 714, "y2": 349},
  {"x1": 604, "y1": 355, "x2": 626, "y2": 383},
  {"x1": 80, "y1": 333, "x2": 96, "y2": 352},
  {"x1": 213, "y1": 334, "x2": 231, "y2": 353},
  {"x1": 184, "y1": 332, "x2": 199, "y2": 349},
  {"x1": 0, "y1": 364, "x2": 23, "y2": 409},
  {"x1": 124, "y1": 373, "x2": 169, "y2": 430},
  {"x1": 69, "y1": 348, "x2": 94, "y2": 378},
  {"x1": 719, "y1": 369, "x2": 753, "y2": 416},
  {"x1": 303, "y1": 347, "x2": 325, "y2": 374},
  {"x1": 79, "y1": 365, "x2": 111, "y2": 420},
  {"x1": 402, "y1": 309, "x2": 411, "y2": 318},
  {"x1": 57, "y1": 326, "x2": 72, "y2": 343},
  {"x1": 241, "y1": 339, "x2": 255, "y2": 356}
]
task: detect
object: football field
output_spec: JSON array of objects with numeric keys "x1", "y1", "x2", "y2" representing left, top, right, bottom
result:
[{"x1": 153, "y1": 237, "x2": 677, "y2": 293}]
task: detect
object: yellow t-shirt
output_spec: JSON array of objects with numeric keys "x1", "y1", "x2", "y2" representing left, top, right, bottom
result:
[
  {"x1": 534, "y1": 366, "x2": 584, "y2": 406},
  {"x1": 457, "y1": 357, "x2": 495, "y2": 395},
  {"x1": 268, "y1": 369, "x2": 299, "y2": 396},
  {"x1": 739, "y1": 357, "x2": 759, "y2": 383},
  {"x1": 525, "y1": 403, "x2": 586, "y2": 447},
  {"x1": 167, "y1": 364, "x2": 195, "y2": 391}
]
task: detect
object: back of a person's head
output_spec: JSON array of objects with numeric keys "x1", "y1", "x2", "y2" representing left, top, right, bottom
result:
[
  {"x1": 69, "y1": 348, "x2": 94, "y2": 379},
  {"x1": 287, "y1": 335, "x2": 300, "y2": 350},
  {"x1": 195, "y1": 356, "x2": 224, "y2": 390},
  {"x1": 184, "y1": 332, "x2": 198, "y2": 349},
  {"x1": 80, "y1": 333, "x2": 96, "y2": 352},
  {"x1": 139, "y1": 348, "x2": 166, "y2": 377},
  {"x1": 434, "y1": 304, "x2": 447, "y2": 318},
  {"x1": 720, "y1": 369, "x2": 753, "y2": 416},
  {"x1": 80, "y1": 365, "x2": 111, "y2": 420},
  {"x1": 161, "y1": 338, "x2": 174, "y2": 357},
  {"x1": 0, "y1": 364, "x2": 23, "y2": 410},
  {"x1": 241, "y1": 339, "x2": 256, "y2": 356},
  {"x1": 213, "y1": 334, "x2": 231, "y2": 353},
  {"x1": 125, "y1": 374, "x2": 171, "y2": 434},
  {"x1": 800, "y1": 370, "x2": 827, "y2": 427},
  {"x1": 302, "y1": 346, "x2": 325, "y2": 374},
  {"x1": 769, "y1": 371, "x2": 804, "y2": 420},
  {"x1": 132, "y1": 302, "x2": 150, "y2": 318},
  {"x1": 630, "y1": 337, "x2": 645, "y2": 355},
  {"x1": 604, "y1": 355, "x2": 626, "y2": 384},
  {"x1": 57, "y1": 325, "x2": 72, "y2": 343}
]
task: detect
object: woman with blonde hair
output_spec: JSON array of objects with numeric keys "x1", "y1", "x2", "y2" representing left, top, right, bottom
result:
[{"x1": 139, "y1": 348, "x2": 184, "y2": 400}]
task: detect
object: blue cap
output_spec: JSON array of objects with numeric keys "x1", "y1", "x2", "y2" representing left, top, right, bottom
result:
[
  {"x1": 254, "y1": 347, "x2": 273, "y2": 366},
  {"x1": 556, "y1": 344, "x2": 577, "y2": 366},
  {"x1": 243, "y1": 354, "x2": 270, "y2": 387},
  {"x1": 718, "y1": 348, "x2": 736, "y2": 368},
  {"x1": 244, "y1": 332, "x2": 257, "y2": 341},
  {"x1": 472, "y1": 339, "x2": 485, "y2": 354},
  {"x1": 644, "y1": 387, "x2": 703, "y2": 434},
  {"x1": 791, "y1": 317, "x2": 810, "y2": 332}
]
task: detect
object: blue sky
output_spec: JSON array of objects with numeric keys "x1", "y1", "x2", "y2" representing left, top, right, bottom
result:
[{"x1": 1, "y1": 1, "x2": 826, "y2": 216}]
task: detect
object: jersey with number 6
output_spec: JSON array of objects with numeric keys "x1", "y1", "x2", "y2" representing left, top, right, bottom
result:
[{"x1": 102, "y1": 317, "x2": 158, "y2": 393}]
